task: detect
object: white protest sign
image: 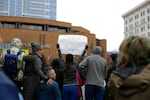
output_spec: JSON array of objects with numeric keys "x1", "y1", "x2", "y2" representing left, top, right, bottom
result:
[{"x1": 58, "y1": 35, "x2": 88, "y2": 55}]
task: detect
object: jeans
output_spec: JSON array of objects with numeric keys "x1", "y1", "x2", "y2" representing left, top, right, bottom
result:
[
  {"x1": 85, "y1": 85, "x2": 105, "y2": 100},
  {"x1": 62, "y1": 85, "x2": 78, "y2": 100}
]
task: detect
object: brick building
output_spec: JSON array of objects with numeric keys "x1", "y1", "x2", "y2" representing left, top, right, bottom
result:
[{"x1": 0, "y1": 16, "x2": 107, "y2": 63}]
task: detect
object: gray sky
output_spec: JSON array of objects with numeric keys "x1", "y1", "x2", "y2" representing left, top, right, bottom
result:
[{"x1": 57, "y1": 0, "x2": 145, "y2": 51}]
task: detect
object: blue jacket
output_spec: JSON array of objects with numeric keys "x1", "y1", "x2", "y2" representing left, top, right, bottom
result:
[
  {"x1": 0, "y1": 70, "x2": 20, "y2": 100},
  {"x1": 37, "y1": 80, "x2": 62, "y2": 100}
]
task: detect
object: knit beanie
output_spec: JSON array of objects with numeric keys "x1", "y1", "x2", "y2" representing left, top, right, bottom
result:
[{"x1": 31, "y1": 42, "x2": 42, "y2": 53}]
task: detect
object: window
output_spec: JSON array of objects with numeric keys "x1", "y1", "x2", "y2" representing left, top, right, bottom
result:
[
  {"x1": 48, "y1": 26, "x2": 67, "y2": 32},
  {"x1": 143, "y1": 26, "x2": 145, "y2": 31},
  {"x1": 5, "y1": 42, "x2": 11, "y2": 49},
  {"x1": 129, "y1": 17, "x2": 133, "y2": 22},
  {"x1": 3, "y1": 22, "x2": 15, "y2": 28},
  {"x1": 148, "y1": 24, "x2": 150, "y2": 30},
  {"x1": 0, "y1": 43, "x2": 4, "y2": 49},
  {"x1": 57, "y1": 28, "x2": 67, "y2": 32},
  {"x1": 0, "y1": 22, "x2": 3, "y2": 28},
  {"x1": 147, "y1": 8, "x2": 149, "y2": 13},
  {"x1": 21, "y1": 23, "x2": 43, "y2": 30},
  {"x1": 48, "y1": 26, "x2": 58, "y2": 32},
  {"x1": 125, "y1": 20, "x2": 127, "y2": 24},
  {"x1": 141, "y1": 27, "x2": 143, "y2": 32},
  {"x1": 143, "y1": 11, "x2": 145, "y2": 16},
  {"x1": 141, "y1": 26, "x2": 145, "y2": 32},
  {"x1": 135, "y1": 14, "x2": 139, "y2": 20},
  {"x1": 143, "y1": 18, "x2": 145, "y2": 23}
]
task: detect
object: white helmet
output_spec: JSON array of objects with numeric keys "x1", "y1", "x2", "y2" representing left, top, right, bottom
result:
[{"x1": 11, "y1": 38, "x2": 22, "y2": 49}]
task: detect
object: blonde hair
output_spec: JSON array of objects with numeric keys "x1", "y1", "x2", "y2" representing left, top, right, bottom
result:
[{"x1": 117, "y1": 36, "x2": 150, "y2": 68}]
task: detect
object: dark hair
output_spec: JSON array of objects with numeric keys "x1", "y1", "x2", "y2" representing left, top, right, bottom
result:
[
  {"x1": 51, "y1": 58, "x2": 60, "y2": 69},
  {"x1": 66, "y1": 54, "x2": 74, "y2": 62},
  {"x1": 111, "y1": 54, "x2": 118, "y2": 62},
  {"x1": 44, "y1": 67, "x2": 52, "y2": 75}
]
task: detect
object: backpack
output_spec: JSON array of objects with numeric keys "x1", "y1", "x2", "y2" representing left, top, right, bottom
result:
[{"x1": 3, "y1": 49, "x2": 22, "y2": 80}]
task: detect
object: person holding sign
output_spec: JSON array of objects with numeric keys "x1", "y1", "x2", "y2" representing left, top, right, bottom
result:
[{"x1": 56, "y1": 43, "x2": 88, "y2": 100}]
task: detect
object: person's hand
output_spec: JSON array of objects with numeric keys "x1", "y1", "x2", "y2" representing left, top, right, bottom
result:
[
  {"x1": 56, "y1": 43, "x2": 60, "y2": 49},
  {"x1": 47, "y1": 79, "x2": 53, "y2": 85},
  {"x1": 85, "y1": 45, "x2": 88, "y2": 50}
]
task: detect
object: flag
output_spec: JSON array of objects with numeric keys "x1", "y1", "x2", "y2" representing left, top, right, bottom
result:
[{"x1": 47, "y1": 51, "x2": 51, "y2": 61}]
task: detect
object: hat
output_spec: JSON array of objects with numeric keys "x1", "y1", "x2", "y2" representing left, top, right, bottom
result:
[{"x1": 31, "y1": 42, "x2": 42, "y2": 53}]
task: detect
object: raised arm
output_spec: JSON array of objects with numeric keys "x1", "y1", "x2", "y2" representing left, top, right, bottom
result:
[
  {"x1": 75, "y1": 45, "x2": 88, "y2": 66},
  {"x1": 56, "y1": 43, "x2": 65, "y2": 68}
]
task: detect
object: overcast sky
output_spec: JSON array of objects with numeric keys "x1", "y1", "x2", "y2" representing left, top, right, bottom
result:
[{"x1": 57, "y1": 0, "x2": 145, "y2": 51}]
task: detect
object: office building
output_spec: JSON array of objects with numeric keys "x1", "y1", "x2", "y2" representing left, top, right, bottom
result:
[
  {"x1": 122, "y1": 0, "x2": 150, "y2": 38},
  {"x1": 0, "y1": 0, "x2": 56, "y2": 20}
]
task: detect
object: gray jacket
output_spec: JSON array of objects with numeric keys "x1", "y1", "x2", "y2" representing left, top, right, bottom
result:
[{"x1": 79, "y1": 46, "x2": 107, "y2": 87}]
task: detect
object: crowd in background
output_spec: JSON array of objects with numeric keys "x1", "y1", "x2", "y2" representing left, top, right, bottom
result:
[{"x1": 0, "y1": 35, "x2": 150, "y2": 100}]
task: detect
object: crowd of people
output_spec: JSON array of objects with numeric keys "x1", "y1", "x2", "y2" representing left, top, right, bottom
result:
[{"x1": 0, "y1": 35, "x2": 150, "y2": 100}]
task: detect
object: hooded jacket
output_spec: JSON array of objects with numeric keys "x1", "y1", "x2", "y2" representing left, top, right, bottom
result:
[
  {"x1": 79, "y1": 46, "x2": 107, "y2": 87},
  {"x1": 108, "y1": 64, "x2": 150, "y2": 100}
]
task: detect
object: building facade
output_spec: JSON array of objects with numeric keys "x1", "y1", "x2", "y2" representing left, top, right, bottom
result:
[
  {"x1": 0, "y1": 0, "x2": 56, "y2": 20},
  {"x1": 122, "y1": 0, "x2": 150, "y2": 38},
  {"x1": 0, "y1": 16, "x2": 107, "y2": 62}
]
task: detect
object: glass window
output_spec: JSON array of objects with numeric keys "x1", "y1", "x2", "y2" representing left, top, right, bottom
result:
[
  {"x1": 21, "y1": 23, "x2": 43, "y2": 30},
  {"x1": 143, "y1": 11, "x2": 145, "y2": 16},
  {"x1": 3, "y1": 22, "x2": 15, "y2": 28},
  {"x1": 0, "y1": 42, "x2": 4, "y2": 49},
  {"x1": 5, "y1": 42, "x2": 11, "y2": 49},
  {"x1": 125, "y1": 20, "x2": 127, "y2": 24},
  {"x1": 0, "y1": 22, "x2": 3, "y2": 28},
  {"x1": 48, "y1": 26, "x2": 67, "y2": 32},
  {"x1": 48, "y1": 27, "x2": 58, "y2": 32},
  {"x1": 141, "y1": 27, "x2": 143, "y2": 32},
  {"x1": 57, "y1": 28, "x2": 66, "y2": 32},
  {"x1": 148, "y1": 24, "x2": 150, "y2": 29}
]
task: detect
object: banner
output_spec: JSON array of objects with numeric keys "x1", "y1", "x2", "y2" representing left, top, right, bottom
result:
[{"x1": 58, "y1": 35, "x2": 88, "y2": 55}]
